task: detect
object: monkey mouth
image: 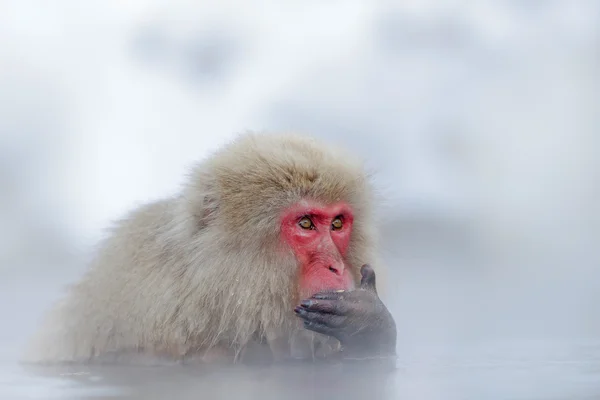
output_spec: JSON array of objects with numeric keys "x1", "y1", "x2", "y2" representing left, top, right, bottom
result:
[{"x1": 300, "y1": 280, "x2": 355, "y2": 300}]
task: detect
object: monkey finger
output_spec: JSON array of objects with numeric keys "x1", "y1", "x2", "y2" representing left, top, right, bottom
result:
[
  {"x1": 299, "y1": 299, "x2": 349, "y2": 315},
  {"x1": 359, "y1": 264, "x2": 377, "y2": 293},
  {"x1": 294, "y1": 306, "x2": 346, "y2": 327},
  {"x1": 302, "y1": 321, "x2": 338, "y2": 338}
]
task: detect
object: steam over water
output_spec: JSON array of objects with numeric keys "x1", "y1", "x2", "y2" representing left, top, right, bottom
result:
[
  {"x1": 3, "y1": 256, "x2": 600, "y2": 399},
  {"x1": 1, "y1": 1, "x2": 600, "y2": 399}
]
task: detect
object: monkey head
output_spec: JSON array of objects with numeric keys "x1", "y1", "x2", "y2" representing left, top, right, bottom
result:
[{"x1": 185, "y1": 133, "x2": 377, "y2": 305}]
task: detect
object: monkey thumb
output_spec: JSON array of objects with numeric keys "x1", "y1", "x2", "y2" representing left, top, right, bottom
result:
[{"x1": 359, "y1": 264, "x2": 377, "y2": 293}]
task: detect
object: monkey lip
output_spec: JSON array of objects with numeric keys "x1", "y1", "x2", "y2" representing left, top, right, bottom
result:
[
  {"x1": 309, "y1": 288, "x2": 345, "y2": 297},
  {"x1": 301, "y1": 277, "x2": 355, "y2": 299}
]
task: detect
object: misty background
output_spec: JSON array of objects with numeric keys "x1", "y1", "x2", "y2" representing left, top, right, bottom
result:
[{"x1": 1, "y1": 1, "x2": 599, "y2": 399}]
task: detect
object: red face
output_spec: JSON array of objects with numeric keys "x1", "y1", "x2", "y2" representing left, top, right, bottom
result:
[{"x1": 281, "y1": 200, "x2": 355, "y2": 298}]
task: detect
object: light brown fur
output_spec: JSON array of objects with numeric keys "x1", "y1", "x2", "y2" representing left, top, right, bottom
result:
[{"x1": 24, "y1": 132, "x2": 380, "y2": 364}]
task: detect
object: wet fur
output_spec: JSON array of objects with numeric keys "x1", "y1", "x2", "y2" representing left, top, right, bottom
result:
[{"x1": 24, "y1": 132, "x2": 380, "y2": 364}]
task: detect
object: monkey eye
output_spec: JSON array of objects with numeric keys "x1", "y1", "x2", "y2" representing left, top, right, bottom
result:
[
  {"x1": 298, "y1": 217, "x2": 314, "y2": 230},
  {"x1": 331, "y1": 217, "x2": 343, "y2": 230}
]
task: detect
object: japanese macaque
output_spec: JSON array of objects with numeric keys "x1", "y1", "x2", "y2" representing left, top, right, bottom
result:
[{"x1": 25, "y1": 132, "x2": 396, "y2": 365}]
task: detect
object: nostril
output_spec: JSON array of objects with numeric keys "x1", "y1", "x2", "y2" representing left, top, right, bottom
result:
[{"x1": 328, "y1": 266, "x2": 338, "y2": 274}]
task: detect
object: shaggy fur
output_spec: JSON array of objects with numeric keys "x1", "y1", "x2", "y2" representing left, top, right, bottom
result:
[{"x1": 24, "y1": 132, "x2": 380, "y2": 364}]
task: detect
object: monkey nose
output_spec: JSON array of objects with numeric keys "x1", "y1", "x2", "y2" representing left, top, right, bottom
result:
[{"x1": 328, "y1": 265, "x2": 342, "y2": 275}]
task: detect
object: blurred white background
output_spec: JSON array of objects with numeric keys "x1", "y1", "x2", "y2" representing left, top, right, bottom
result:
[{"x1": 0, "y1": 1, "x2": 599, "y2": 399}]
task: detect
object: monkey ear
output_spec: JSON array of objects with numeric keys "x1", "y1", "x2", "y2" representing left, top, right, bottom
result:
[
  {"x1": 196, "y1": 192, "x2": 219, "y2": 229},
  {"x1": 359, "y1": 264, "x2": 377, "y2": 293},
  {"x1": 183, "y1": 165, "x2": 220, "y2": 231}
]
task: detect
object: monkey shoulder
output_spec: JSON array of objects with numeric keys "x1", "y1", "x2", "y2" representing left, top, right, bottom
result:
[{"x1": 77, "y1": 198, "x2": 194, "y2": 299}]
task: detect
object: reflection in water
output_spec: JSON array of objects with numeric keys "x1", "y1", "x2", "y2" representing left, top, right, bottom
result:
[{"x1": 6, "y1": 340, "x2": 600, "y2": 400}]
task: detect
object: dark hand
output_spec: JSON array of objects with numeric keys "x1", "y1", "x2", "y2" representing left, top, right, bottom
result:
[{"x1": 294, "y1": 264, "x2": 397, "y2": 359}]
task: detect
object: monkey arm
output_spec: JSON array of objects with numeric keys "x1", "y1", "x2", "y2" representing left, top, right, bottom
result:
[{"x1": 294, "y1": 264, "x2": 397, "y2": 361}]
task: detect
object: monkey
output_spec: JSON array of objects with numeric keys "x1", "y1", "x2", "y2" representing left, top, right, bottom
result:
[{"x1": 24, "y1": 132, "x2": 397, "y2": 365}]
